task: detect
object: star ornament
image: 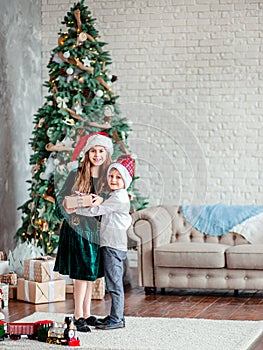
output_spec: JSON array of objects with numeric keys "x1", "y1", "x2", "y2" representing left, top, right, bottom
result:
[
  {"x1": 75, "y1": 103, "x2": 83, "y2": 115},
  {"x1": 82, "y1": 57, "x2": 91, "y2": 67}
]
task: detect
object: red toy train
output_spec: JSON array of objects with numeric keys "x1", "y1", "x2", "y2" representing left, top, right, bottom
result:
[{"x1": 0, "y1": 316, "x2": 80, "y2": 346}]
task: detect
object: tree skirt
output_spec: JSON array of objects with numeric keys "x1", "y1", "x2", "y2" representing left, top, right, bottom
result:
[{"x1": 2, "y1": 312, "x2": 263, "y2": 350}]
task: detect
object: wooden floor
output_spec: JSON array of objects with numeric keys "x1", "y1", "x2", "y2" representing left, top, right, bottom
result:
[{"x1": 4, "y1": 269, "x2": 263, "y2": 349}]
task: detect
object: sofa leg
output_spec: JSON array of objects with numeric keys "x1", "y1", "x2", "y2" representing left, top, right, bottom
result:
[
  {"x1": 161, "y1": 288, "x2": 165, "y2": 294},
  {"x1": 234, "y1": 290, "x2": 239, "y2": 296},
  {"x1": 144, "y1": 287, "x2": 156, "y2": 295}
]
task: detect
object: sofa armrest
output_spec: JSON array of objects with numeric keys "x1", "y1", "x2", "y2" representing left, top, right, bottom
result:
[{"x1": 127, "y1": 205, "x2": 173, "y2": 288}]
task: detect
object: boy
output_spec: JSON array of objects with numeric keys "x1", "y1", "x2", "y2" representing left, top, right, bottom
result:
[{"x1": 76, "y1": 155, "x2": 135, "y2": 330}]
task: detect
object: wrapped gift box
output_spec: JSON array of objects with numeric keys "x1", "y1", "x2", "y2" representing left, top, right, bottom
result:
[
  {"x1": 64, "y1": 194, "x2": 92, "y2": 209},
  {"x1": 1, "y1": 272, "x2": 17, "y2": 285},
  {"x1": 9, "y1": 285, "x2": 17, "y2": 300},
  {"x1": 17, "y1": 278, "x2": 66, "y2": 304},
  {"x1": 0, "y1": 283, "x2": 9, "y2": 307},
  {"x1": 24, "y1": 256, "x2": 61, "y2": 283},
  {"x1": 65, "y1": 277, "x2": 105, "y2": 300}
]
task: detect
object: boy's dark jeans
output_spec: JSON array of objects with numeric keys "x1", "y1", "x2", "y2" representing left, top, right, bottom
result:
[{"x1": 101, "y1": 246, "x2": 127, "y2": 323}]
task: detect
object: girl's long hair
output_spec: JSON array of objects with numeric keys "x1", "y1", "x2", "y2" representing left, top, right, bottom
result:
[{"x1": 72, "y1": 151, "x2": 112, "y2": 194}]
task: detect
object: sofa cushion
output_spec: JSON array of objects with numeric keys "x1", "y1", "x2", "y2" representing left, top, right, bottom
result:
[
  {"x1": 155, "y1": 242, "x2": 230, "y2": 268},
  {"x1": 226, "y1": 244, "x2": 263, "y2": 269}
]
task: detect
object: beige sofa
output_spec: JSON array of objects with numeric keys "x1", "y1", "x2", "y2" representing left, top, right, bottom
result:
[{"x1": 127, "y1": 205, "x2": 263, "y2": 294}]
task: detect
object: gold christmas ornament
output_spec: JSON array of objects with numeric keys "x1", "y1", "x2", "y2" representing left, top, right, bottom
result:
[{"x1": 58, "y1": 35, "x2": 67, "y2": 46}]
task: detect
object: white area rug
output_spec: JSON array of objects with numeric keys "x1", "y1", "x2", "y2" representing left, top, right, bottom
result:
[{"x1": 2, "y1": 312, "x2": 263, "y2": 350}]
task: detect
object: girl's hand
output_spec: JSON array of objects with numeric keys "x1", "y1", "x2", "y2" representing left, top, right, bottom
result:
[
  {"x1": 91, "y1": 194, "x2": 104, "y2": 206},
  {"x1": 62, "y1": 199, "x2": 77, "y2": 214}
]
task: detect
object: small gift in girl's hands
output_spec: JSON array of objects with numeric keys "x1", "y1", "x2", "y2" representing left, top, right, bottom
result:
[{"x1": 64, "y1": 193, "x2": 93, "y2": 209}]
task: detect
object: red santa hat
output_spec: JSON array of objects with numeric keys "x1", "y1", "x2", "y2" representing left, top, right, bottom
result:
[
  {"x1": 107, "y1": 154, "x2": 135, "y2": 189},
  {"x1": 72, "y1": 132, "x2": 113, "y2": 161}
]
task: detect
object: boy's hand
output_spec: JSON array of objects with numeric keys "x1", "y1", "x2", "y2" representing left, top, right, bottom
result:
[{"x1": 91, "y1": 194, "x2": 104, "y2": 206}]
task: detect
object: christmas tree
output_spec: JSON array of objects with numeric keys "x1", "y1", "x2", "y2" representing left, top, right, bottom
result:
[{"x1": 15, "y1": 0, "x2": 148, "y2": 254}]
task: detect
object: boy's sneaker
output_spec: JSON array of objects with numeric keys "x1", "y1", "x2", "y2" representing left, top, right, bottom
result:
[
  {"x1": 73, "y1": 317, "x2": 91, "y2": 332},
  {"x1": 95, "y1": 315, "x2": 110, "y2": 325},
  {"x1": 85, "y1": 315, "x2": 98, "y2": 326},
  {"x1": 95, "y1": 318, "x2": 125, "y2": 330}
]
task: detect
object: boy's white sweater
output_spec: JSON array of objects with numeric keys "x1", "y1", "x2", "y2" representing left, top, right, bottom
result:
[{"x1": 77, "y1": 189, "x2": 131, "y2": 251}]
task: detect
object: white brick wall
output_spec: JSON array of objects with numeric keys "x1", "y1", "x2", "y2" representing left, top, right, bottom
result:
[{"x1": 42, "y1": 0, "x2": 263, "y2": 206}]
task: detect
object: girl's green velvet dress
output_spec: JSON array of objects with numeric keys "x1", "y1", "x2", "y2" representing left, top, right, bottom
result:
[{"x1": 54, "y1": 169, "x2": 103, "y2": 281}]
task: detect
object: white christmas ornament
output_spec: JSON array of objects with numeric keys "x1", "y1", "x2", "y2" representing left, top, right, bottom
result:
[
  {"x1": 63, "y1": 51, "x2": 70, "y2": 58},
  {"x1": 96, "y1": 90, "x2": 104, "y2": 97},
  {"x1": 66, "y1": 67, "x2": 74, "y2": 75}
]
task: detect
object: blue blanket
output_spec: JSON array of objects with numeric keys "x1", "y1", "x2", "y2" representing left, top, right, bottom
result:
[{"x1": 181, "y1": 203, "x2": 263, "y2": 236}]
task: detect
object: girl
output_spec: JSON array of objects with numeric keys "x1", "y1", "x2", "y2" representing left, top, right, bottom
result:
[{"x1": 54, "y1": 132, "x2": 113, "y2": 332}]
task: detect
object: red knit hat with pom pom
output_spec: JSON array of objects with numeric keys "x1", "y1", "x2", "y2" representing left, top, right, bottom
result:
[
  {"x1": 107, "y1": 154, "x2": 135, "y2": 189},
  {"x1": 72, "y1": 132, "x2": 113, "y2": 161}
]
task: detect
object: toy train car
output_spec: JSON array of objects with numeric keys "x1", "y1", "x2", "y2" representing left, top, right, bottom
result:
[
  {"x1": 0, "y1": 317, "x2": 80, "y2": 346},
  {"x1": 8, "y1": 321, "x2": 41, "y2": 340}
]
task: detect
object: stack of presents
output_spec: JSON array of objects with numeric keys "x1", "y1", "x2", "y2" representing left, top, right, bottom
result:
[{"x1": 0, "y1": 252, "x2": 105, "y2": 305}]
